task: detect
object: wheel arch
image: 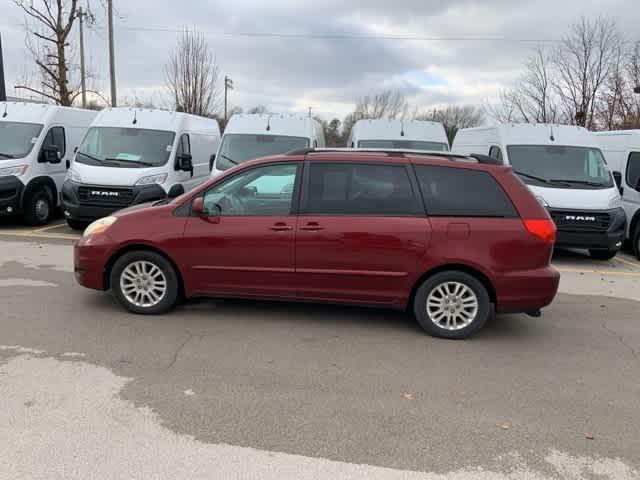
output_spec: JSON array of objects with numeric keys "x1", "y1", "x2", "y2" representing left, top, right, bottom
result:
[
  {"x1": 21, "y1": 176, "x2": 58, "y2": 206},
  {"x1": 630, "y1": 209, "x2": 640, "y2": 240},
  {"x1": 407, "y1": 264, "x2": 497, "y2": 310}
]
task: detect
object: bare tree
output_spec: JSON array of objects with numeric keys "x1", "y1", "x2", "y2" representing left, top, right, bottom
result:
[
  {"x1": 13, "y1": 0, "x2": 79, "y2": 105},
  {"x1": 553, "y1": 16, "x2": 622, "y2": 128},
  {"x1": 416, "y1": 105, "x2": 485, "y2": 144},
  {"x1": 246, "y1": 105, "x2": 269, "y2": 115},
  {"x1": 165, "y1": 30, "x2": 220, "y2": 116},
  {"x1": 342, "y1": 89, "x2": 408, "y2": 138}
]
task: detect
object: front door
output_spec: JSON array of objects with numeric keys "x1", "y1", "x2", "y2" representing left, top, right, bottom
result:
[
  {"x1": 295, "y1": 160, "x2": 430, "y2": 305},
  {"x1": 182, "y1": 162, "x2": 300, "y2": 299},
  {"x1": 623, "y1": 152, "x2": 640, "y2": 236}
]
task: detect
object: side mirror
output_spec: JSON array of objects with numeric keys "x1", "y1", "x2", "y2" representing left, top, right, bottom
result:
[
  {"x1": 41, "y1": 144, "x2": 61, "y2": 164},
  {"x1": 167, "y1": 184, "x2": 185, "y2": 199},
  {"x1": 612, "y1": 171, "x2": 624, "y2": 195},
  {"x1": 209, "y1": 154, "x2": 216, "y2": 172},
  {"x1": 176, "y1": 153, "x2": 193, "y2": 174}
]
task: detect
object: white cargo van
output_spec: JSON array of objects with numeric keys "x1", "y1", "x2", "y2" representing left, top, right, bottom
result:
[
  {"x1": 593, "y1": 130, "x2": 640, "y2": 258},
  {"x1": 0, "y1": 102, "x2": 97, "y2": 225},
  {"x1": 348, "y1": 119, "x2": 449, "y2": 151},
  {"x1": 62, "y1": 108, "x2": 220, "y2": 229},
  {"x1": 452, "y1": 124, "x2": 626, "y2": 260},
  {"x1": 212, "y1": 114, "x2": 325, "y2": 176}
]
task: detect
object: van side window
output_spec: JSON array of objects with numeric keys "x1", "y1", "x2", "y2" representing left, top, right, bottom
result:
[
  {"x1": 44, "y1": 127, "x2": 66, "y2": 157},
  {"x1": 415, "y1": 165, "x2": 517, "y2": 218},
  {"x1": 177, "y1": 134, "x2": 191, "y2": 155},
  {"x1": 627, "y1": 152, "x2": 640, "y2": 190},
  {"x1": 489, "y1": 146, "x2": 503, "y2": 163},
  {"x1": 302, "y1": 162, "x2": 422, "y2": 216}
]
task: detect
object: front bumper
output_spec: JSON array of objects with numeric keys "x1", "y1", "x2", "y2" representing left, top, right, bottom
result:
[
  {"x1": 62, "y1": 180, "x2": 166, "y2": 222},
  {"x1": 551, "y1": 207, "x2": 627, "y2": 251},
  {"x1": 0, "y1": 176, "x2": 25, "y2": 215},
  {"x1": 74, "y1": 234, "x2": 115, "y2": 291}
]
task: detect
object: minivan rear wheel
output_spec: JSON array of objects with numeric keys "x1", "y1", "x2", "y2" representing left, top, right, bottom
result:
[
  {"x1": 110, "y1": 251, "x2": 179, "y2": 315},
  {"x1": 413, "y1": 271, "x2": 491, "y2": 339}
]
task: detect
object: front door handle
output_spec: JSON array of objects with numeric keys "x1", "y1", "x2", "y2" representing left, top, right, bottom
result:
[
  {"x1": 300, "y1": 222, "x2": 324, "y2": 231},
  {"x1": 270, "y1": 223, "x2": 293, "y2": 232}
]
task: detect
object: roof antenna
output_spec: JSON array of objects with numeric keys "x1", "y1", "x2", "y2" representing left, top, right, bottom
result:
[
  {"x1": 549, "y1": 124, "x2": 555, "y2": 142},
  {"x1": 132, "y1": 110, "x2": 138, "y2": 125},
  {"x1": 266, "y1": 115, "x2": 271, "y2": 132},
  {"x1": 400, "y1": 120, "x2": 405, "y2": 137}
]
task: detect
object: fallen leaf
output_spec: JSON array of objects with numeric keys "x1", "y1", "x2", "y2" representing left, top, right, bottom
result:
[
  {"x1": 402, "y1": 392, "x2": 414, "y2": 400},
  {"x1": 500, "y1": 422, "x2": 510, "y2": 430},
  {"x1": 585, "y1": 433, "x2": 594, "y2": 440}
]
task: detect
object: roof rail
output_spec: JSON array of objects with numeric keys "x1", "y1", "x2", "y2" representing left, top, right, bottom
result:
[{"x1": 285, "y1": 147, "x2": 503, "y2": 165}]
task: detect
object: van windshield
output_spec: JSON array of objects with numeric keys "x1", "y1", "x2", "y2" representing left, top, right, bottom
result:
[
  {"x1": 216, "y1": 134, "x2": 309, "y2": 171},
  {"x1": 507, "y1": 145, "x2": 614, "y2": 189},
  {"x1": 76, "y1": 127, "x2": 176, "y2": 168},
  {"x1": 0, "y1": 122, "x2": 44, "y2": 159},
  {"x1": 358, "y1": 139, "x2": 449, "y2": 152}
]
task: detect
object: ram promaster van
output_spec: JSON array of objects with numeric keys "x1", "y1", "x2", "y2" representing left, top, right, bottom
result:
[
  {"x1": 0, "y1": 102, "x2": 97, "y2": 225},
  {"x1": 452, "y1": 124, "x2": 625, "y2": 260},
  {"x1": 594, "y1": 130, "x2": 640, "y2": 258},
  {"x1": 348, "y1": 119, "x2": 449, "y2": 151},
  {"x1": 62, "y1": 108, "x2": 220, "y2": 229},
  {"x1": 212, "y1": 114, "x2": 325, "y2": 175}
]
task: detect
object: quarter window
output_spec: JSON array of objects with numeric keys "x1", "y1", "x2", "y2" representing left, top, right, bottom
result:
[
  {"x1": 44, "y1": 126, "x2": 66, "y2": 157},
  {"x1": 302, "y1": 162, "x2": 422, "y2": 216},
  {"x1": 202, "y1": 163, "x2": 298, "y2": 216},
  {"x1": 627, "y1": 152, "x2": 640, "y2": 191},
  {"x1": 414, "y1": 165, "x2": 517, "y2": 217}
]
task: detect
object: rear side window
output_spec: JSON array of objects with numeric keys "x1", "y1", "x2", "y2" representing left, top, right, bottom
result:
[
  {"x1": 303, "y1": 162, "x2": 423, "y2": 216},
  {"x1": 414, "y1": 165, "x2": 517, "y2": 217},
  {"x1": 627, "y1": 152, "x2": 640, "y2": 190}
]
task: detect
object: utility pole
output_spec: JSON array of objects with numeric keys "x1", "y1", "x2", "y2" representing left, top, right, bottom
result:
[
  {"x1": 0, "y1": 34, "x2": 6, "y2": 102},
  {"x1": 77, "y1": 7, "x2": 89, "y2": 108},
  {"x1": 107, "y1": 0, "x2": 117, "y2": 107},
  {"x1": 224, "y1": 75, "x2": 233, "y2": 122}
]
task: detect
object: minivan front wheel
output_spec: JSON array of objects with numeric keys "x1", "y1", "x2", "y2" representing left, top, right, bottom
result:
[
  {"x1": 413, "y1": 271, "x2": 491, "y2": 339},
  {"x1": 110, "y1": 251, "x2": 179, "y2": 314}
]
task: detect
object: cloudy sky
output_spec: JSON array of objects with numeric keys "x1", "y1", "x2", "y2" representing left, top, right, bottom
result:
[{"x1": 2, "y1": 0, "x2": 639, "y2": 120}]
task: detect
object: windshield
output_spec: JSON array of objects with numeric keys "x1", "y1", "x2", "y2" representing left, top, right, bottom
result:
[
  {"x1": 507, "y1": 145, "x2": 614, "y2": 189},
  {"x1": 0, "y1": 122, "x2": 44, "y2": 159},
  {"x1": 76, "y1": 127, "x2": 176, "y2": 167},
  {"x1": 358, "y1": 139, "x2": 449, "y2": 151},
  {"x1": 216, "y1": 134, "x2": 309, "y2": 171}
]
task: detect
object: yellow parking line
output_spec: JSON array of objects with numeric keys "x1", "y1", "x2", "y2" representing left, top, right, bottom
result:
[
  {"x1": 613, "y1": 255, "x2": 639, "y2": 269},
  {"x1": 0, "y1": 230, "x2": 78, "y2": 241},
  {"x1": 556, "y1": 267, "x2": 640, "y2": 277},
  {"x1": 32, "y1": 223, "x2": 67, "y2": 233}
]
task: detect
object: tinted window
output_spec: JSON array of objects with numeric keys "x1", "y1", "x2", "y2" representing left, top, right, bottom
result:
[
  {"x1": 415, "y1": 165, "x2": 517, "y2": 217},
  {"x1": 627, "y1": 152, "x2": 640, "y2": 190},
  {"x1": 203, "y1": 163, "x2": 297, "y2": 216},
  {"x1": 44, "y1": 126, "x2": 66, "y2": 157},
  {"x1": 303, "y1": 162, "x2": 422, "y2": 216}
]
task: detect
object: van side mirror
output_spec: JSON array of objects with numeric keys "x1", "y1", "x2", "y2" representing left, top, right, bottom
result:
[
  {"x1": 613, "y1": 171, "x2": 622, "y2": 188},
  {"x1": 176, "y1": 153, "x2": 193, "y2": 175},
  {"x1": 41, "y1": 144, "x2": 61, "y2": 164},
  {"x1": 209, "y1": 154, "x2": 216, "y2": 172}
]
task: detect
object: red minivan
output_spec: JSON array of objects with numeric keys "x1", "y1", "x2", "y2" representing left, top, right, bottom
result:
[{"x1": 74, "y1": 150, "x2": 559, "y2": 339}]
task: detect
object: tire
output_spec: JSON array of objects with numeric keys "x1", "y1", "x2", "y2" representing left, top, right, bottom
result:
[
  {"x1": 66, "y1": 219, "x2": 89, "y2": 231},
  {"x1": 634, "y1": 227, "x2": 640, "y2": 260},
  {"x1": 413, "y1": 271, "x2": 491, "y2": 339},
  {"x1": 23, "y1": 187, "x2": 53, "y2": 226},
  {"x1": 589, "y1": 249, "x2": 618, "y2": 260},
  {"x1": 110, "y1": 251, "x2": 180, "y2": 315}
]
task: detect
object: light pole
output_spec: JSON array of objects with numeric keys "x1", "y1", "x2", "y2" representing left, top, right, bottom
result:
[
  {"x1": 0, "y1": 34, "x2": 6, "y2": 102},
  {"x1": 107, "y1": 0, "x2": 117, "y2": 107},
  {"x1": 224, "y1": 76, "x2": 233, "y2": 122}
]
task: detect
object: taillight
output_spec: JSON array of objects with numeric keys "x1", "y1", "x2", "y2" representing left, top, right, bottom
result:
[{"x1": 524, "y1": 219, "x2": 557, "y2": 244}]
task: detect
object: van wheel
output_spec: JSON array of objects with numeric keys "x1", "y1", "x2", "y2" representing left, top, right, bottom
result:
[
  {"x1": 413, "y1": 271, "x2": 491, "y2": 339},
  {"x1": 589, "y1": 249, "x2": 618, "y2": 260},
  {"x1": 23, "y1": 188, "x2": 53, "y2": 226},
  {"x1": 110, "y1": 251, "x2": 180, "y2": 315},
  {"x1": 66, "y1": 219, "x2": 88, "y2": 231},
  {"x1": 633, "y1": 227, "x2": 640, "y2": 260}
]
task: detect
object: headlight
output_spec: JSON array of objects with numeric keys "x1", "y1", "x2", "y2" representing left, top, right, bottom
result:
[
  {"x1": 608, "y1": 194, "x2": 623, "y2": 209},
  {"x1": 535, "y1": 196, "x2": 549, "y2": 207},
  {"x1": 135, "y1": 173, "x2": 167, "y2": 186},
  {"x1": 66, "y1": 169, "x2": 82, "y2": 183},
  {"x1": 83, "y1": 216, "x2": 117, "y2": 237},
  {"x1": 0, "y1": 165, "x2": 28, "y2": 177}
]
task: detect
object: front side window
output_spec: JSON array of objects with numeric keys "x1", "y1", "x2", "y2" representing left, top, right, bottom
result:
[
  {"x1": 415, "y1": 165, "x2": 517, "y2": 217},
  {"x1": 43, "y1": 126, "x2": 66, "y2": 157},
  {"x1": 216, "y1": 134, "x2": 309, "y2": 171},
  {"x1": 358, "y1": 139, "x2": 449, "y2": 152},
  {"x1": 203, "y1": 163, "x2": 298, "y2": 216},
  {"x1": 506, "y1": 145, "x2": 613, "y2": 189},
  {"x1": 0, "y1": 122, "x2": 44, "y2": 159},
  {"x1": 627, "y1": 152, "x2": 640, "y2": 191},
  {"x1": 76, "y1": 127, "x2": 176, "y2": 168},
  {"x1": 302, "y1": 162, "x2": 422, "y2": 216}
]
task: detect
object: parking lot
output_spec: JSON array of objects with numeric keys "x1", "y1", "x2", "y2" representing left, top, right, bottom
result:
[{"x1": 1, "y1": 221, "x2": 639, "y2": 479}]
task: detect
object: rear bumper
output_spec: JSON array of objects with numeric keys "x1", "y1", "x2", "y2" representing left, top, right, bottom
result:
[
  {"x1": 62, "y1": 180, "x2": 166, "y2": 222},
  {"x1": 74, "y1": 234, "x2": 114, "y2": 291},
  {"x1": 495, "y1": 266, "x2": 560, "y2": 314},
  {"x1": 0, "y1": 176, "x2": 25, "y2": 215}
]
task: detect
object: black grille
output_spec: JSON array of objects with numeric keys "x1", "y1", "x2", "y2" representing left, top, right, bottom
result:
[
  {"x1": 550, "y1": 210, "x2": 611, "y2": 232},
  {"x1": 77, "y1": 186, "x2": 134, "y2": 207}
]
